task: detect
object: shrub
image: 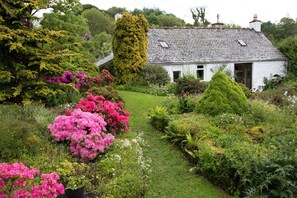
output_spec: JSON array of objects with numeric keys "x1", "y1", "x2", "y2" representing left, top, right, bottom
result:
[
  {"x1": 48, "y1": 109, "x2": 115, "y2": 161},
  {"x1": 0, "y1": 162, "x2": 64, "y2": 197},
  {"x1": 175, "y1": 75, "x2": 208, "y2": 95},
  {"x1": 195, "y1": 71, "x2": 248, "y2": 116},
  {"x1": 82, "y1": 133, "x2": 150, "y2": 197},
  {"x1": 88, "y1": 86, "x2": 124, "y2": 102},
  {"x1": 0, "y1": 119, "x2": 42, "y2": 161},
  {"x1": 141, "y1": 64, "x2": 170, "y2": 85},
  {"x1": 74, "y1": 93, "x2": 130, "y2": 134},
  {"x1": 237, "y1": 83, "x2": 252, "y2": 98},
  {"x1": 148, "y1": 106, "x2": 170, "y2": 131},
  {"x1": 177, "y1": 94, "x2": 201, "y2": 113},
  {"x1": 212, "y1": 113, "x2": 244, "y2": 129}
]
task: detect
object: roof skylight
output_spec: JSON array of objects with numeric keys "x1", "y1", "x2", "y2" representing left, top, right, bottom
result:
[
  {"x1": 237, "y1": 39, "x2": 247, "y2": 46},
  {"x1": 159, "y1": 41, "x2": 169, "y2": 48}
]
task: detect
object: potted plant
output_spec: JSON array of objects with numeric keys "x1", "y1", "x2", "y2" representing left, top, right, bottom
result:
[{"x1": 56, "y1": 160, "x2": 90, "y2": 198}]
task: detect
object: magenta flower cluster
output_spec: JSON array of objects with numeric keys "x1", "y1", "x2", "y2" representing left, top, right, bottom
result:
[
  {"x1": 48, "y1": 109, "x2": 115, "y2": 161},
  {"x1": 46, "y1": 69, "x2": 114, "y2": 89},
  {"x1": 72, "y1": 93, "x2": 130, "y2": 134},
  {"x1": 0, "y1": 162, "x2": 64, "y2": 198}
]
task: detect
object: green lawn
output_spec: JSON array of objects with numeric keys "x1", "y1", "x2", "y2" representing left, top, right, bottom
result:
[{"x1": 120, "y1": 91, "x2": 230, "y2": 198}]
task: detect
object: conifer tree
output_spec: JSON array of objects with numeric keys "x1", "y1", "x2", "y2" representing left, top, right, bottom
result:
[
  {"x1": 0, "y1": 0, "x2": 96, "y2": 105},
  {"x1": 196, "y1": 71, "x2": 248, "y2": 116},
  {"x1": 112, "y1": 12, "x2": 148, "y2": 84}
]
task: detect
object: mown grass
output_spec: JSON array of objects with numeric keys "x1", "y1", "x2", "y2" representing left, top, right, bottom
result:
[{"x1": 120, "y1": 91, "x2": 229, "y2": 198}]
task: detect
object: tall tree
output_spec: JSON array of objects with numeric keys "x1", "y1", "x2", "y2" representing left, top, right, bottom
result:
[
  {"x1": 112, "y1": 12, "x2": 148, "y2": 83},
  {"x1": 81, "y1": 8, "x2": 114, "y2": 36},
  {"x1": 0, "y1": 0, "x2": 97, "y2": 105},
  {"x1": 191, "y1": 7, "x2": 210, "y2": 27},
  {"x1": 278, "y1": 35, "x2": 297, "y2": 76},
  {"x1": 106, "y1": 6, "x2": 127, "y2": 19},
  {"x1": 132, "y1": 7, "x2": 185, "y2": 27},
  {"x1": 262, "y1": 17, "x2": 297, "y2": 43}
]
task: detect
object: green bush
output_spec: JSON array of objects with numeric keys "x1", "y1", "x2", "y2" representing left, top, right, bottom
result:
[
  {"x1": 177, "y1": 94, "x2": 201, "y2": 113},
  {"x1": 175, "y1": 75, "x2": 208, "y2": 95},
  {"x1": 195, "y1": 71, "x2": 248, "y2": 116},
  {"x1": 141, "y1": 64, "x2": 170, "y2": 85},
  {"x1": 0, "y1": 119, "x2": 42, "y2": 161},
  {"x1": 237, "y1": 83, "x2": 253, "y2": 98},
  {"x1": 88, "y1": 86, "x2": 124, "y2": 102},
  {"x1": 148, "y1": 106, "x2": 170, "y2": 131},
  {"x1": 94, "y1": 134, "x2": 150, "y2": 197},
  {"x1": 212, "y1": 113, "x2": 244, "y2": 129}
]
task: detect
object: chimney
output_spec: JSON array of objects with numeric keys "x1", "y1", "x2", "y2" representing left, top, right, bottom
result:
[
  {"x1": 212, "y1": 14, "x2": 224, "y2": 29},
  {"x1": 249, "y1": 14, "x2": 261, "y2": 32},
  {"x1": 114, "y1": 13, "x2": 122, "y2": 21}
]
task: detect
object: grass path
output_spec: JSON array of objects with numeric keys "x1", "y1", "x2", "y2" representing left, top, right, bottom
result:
[{"x1": 120, "y1": 91, "x2": 229, "y2": 198}]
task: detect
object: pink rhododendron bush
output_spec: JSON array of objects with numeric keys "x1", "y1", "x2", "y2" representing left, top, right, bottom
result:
[
  {"x1": 0, "y1": 162, "x2": 64, "y2": 198},
  {"x1": 48, "y1": 109, "x2": 115, "y2": 161},
  {"x1": 72, "y1": 93, "x2": 130, "y2": 134}
]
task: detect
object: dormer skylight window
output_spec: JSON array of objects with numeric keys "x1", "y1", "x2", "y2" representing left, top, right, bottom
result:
[
  {"x1": 159, "y1": 41, "x2": 169, "y2": 48},
  {"x1": 237, "y1": 39, "x2": 247, "y2": 46}
]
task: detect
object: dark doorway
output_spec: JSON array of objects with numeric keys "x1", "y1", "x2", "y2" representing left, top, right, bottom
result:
[{"x1": 234, "y1": 63, "x2": 252, "y2": 89}]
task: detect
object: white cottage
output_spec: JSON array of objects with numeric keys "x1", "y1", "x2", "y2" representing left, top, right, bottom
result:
[{"x1": 96, "y1": 16, "x2": 287, "y2": 91}]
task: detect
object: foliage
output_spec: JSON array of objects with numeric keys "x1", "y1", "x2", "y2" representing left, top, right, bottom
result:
[
  {"x1": 278, "y1": 35, "x2": 297, "y2": 76},
  {"x1": 120, "y1": 91, "x2": 228, "y2": 197},
  {"x1": 196, "y1": 71, "x2": 248, "y2": 116},
  {"x1": 83, "y1": 32, "x2": 112, "y2": 61},
  {"x1": 113, "y1": 12, "x2": 148, "y2": 84},
  {"x1": 141, "y1": 64, "x2": 170, "y2": 85},
  {"x1": 48, "y1": 109, "x2": 115, "y2": 161},
  {"x1": 0, "y1": 0, "x2": 97, "y2": 105},
  {"x1": 175, "y1": 75, "x2": 208, "y2": 95},
  {"x1": 88, "y1": 86, "x2": 124, "y2": 103},
  {"x1": 148, "y1": 106, "x2": 170, "y2": 131},
  {"x1": 262, "y1": 17, "x2": 297, "y2": 43},
  {"x1": 56, "y1": 160, "x2": 89, "y2": 190},
  {"x1": 81, "y1": 8, "x2": 114, "y2": 36},
  {"x1": 237, "y1": 83, "x2": 252, "y2": 98},
  {"x1": 41, "y1": 0, "x2": 88, "y2": 37},
  {"x1": 191, "y1": 7, "x2": 210, "y2": 27},
  {"x1": 95, "y1": 134, "x2": 151, "y2": 198},
  {"x1": 106, "y1": 7, "x2": 127, "y2": 19},
  {"x1": 0, "y1": 119, "x2": 42, "y2": 162},
  {"x1": 0, "y1": 162, "x2": 64, "y2": 197},
  {"x1": 132, "y1": 8, "x2": 186, "y2": 27},
  {"x1": 74, "y1": 93, "x2": 130, "y2": 134}
]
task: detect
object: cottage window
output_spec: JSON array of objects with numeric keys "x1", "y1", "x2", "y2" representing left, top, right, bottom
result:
[
  {"x1": 173, "y1": 71, "x2": 181, "y2": 82},
  {"x1": 237, "y1": 39, "x2": 246, "y2": 46},
  {"x1": 197, "y1": 65, "x2": 204, "y2": 80}
]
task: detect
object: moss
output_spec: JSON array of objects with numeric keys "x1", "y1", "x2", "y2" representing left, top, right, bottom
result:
[{"x1": 196, "y1": 71, "x2": 248, "y2": 116}]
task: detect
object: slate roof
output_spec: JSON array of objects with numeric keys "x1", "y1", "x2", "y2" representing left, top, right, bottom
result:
[
  {"x1": 96, "y1": 27, "x2": 286, "y2": 66},
  {"x1": 147, "y1": 28, "x2": 286, "y2": 64}
]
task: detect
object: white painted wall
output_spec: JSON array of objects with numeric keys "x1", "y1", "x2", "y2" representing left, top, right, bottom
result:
[
  {"x1": 252, "y1": 61, "x2": 286, "y2": 90},
  {"x1": 162, "y1": 61, "x2": 286, "y2": 90}
]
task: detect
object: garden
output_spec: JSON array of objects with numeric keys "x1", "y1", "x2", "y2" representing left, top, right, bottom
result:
[{"x1": 148, "y1": 71, "x2": 297, "y2": 197}]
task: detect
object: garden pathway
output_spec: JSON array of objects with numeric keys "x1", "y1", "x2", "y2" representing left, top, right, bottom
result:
[{"x1": 120, "y1": 91, "x2": 229, "y2": 198}]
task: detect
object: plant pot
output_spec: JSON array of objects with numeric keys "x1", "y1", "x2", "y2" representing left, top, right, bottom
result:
[{"x1": 65, "y1": 187, "x2": 85, "y2": 198}]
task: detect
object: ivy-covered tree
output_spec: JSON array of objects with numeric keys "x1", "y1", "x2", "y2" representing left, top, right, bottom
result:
[
  {"x1": 195, "y1": 71, "x2": 248, "y2": 116},
  {"x1": 0, "y1": 0, "x2": 96, "y2": 105},
  {"x1": 112, "y1": 12, "x2": 148, "y2": 84}
]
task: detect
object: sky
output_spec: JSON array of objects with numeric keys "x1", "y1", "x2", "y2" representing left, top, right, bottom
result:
[{"x1": 79, "y1": 0, "x2": 297, "y2": 27}]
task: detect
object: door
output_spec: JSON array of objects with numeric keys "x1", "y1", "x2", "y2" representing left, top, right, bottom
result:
[{"x1": 234, "y1": 63, "x2": 252, "y2": 89}]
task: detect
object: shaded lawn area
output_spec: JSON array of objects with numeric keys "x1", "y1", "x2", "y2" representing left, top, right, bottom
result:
[{"x1": 120, "y1": 91, "x2": 230, "y2": 198}]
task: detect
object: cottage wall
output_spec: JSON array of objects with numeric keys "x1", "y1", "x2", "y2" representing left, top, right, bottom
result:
[
  {"x1": 162, "y1": 61, "x2": 286, "y2": 91},
  {"x1": 252, "y1": 61, "x2": 286, "y2": 90}
]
